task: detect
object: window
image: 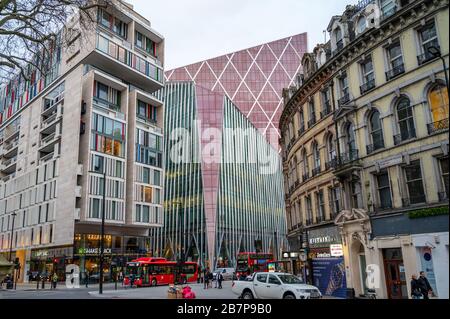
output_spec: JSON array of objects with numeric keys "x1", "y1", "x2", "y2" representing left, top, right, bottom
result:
[
  {"x1": 360, "y1": 58, "x2": 375, "y2": 93},
  {"x1": 339, "y1": 73, "x2": 349, "y2": 104},
  {"x1": 111, "y1": 201, "x2": 116, "y2": 220},
  {"x1": 92, "y1": 198, "x2": 100, "y2": 219},
  {"x1": 316, "y1": 190, "x2": 325, "y2": 222},
  {"x1": 308, "y1": 100, "x2": 316, "y2": 126},
  {"x1": 418, "y1": 22, "x2": 439, "y2": 64},
  {"x1": 143, "y1": 186, "x2": 152, "y2": 203},
  {"x1": 302, "y1": 150, "x2": 309, "y2": 179},
  {"x1": 357, "y1": 16, "x2": 366, "y2": 34},
  {"x1": 115, "y1": 161, "x2": 122, "y2": 178},
  {"x1": 298, "y1": 110, "x2": 305, "y2": 134},
  {"x1": 154, "y1": 170, "x2": 161, "y2": 186},
  {"x1": 369, "y1": 111, "x2": 384, "y2": 152},
  {"x1": 135, "y1": 205, "x2": 141, "y2": 222},
  {"x1": 327, "y1": 135, "x2": 336, "y2": 162},
  {"x1": 428, "y1": 84, "x2": 449, "y2": 127},
  {"x1": 396, "y1": 97, "x2": 416, "y2": 143},
  {"x1": 93, "y1": 155, "x2": 104, "y2": 173},
  {"x1": 143, "y1": 167, "x2": 150, "y2": 184},
  {"x1": 386, "y1": 42, "x2": 404, "y2": 79},
  {"x1": 256, "y1": 274, "x2": 268, "y2": 283},
  {"x1": 268, "y1": 275, "x2": 281, "y2": 285},
  {"x1": 312, "y1": 143, "x2": 320, "y2": 170},
  {"x1": 335, "y1": 27, "x2": 343, "y2": 50},
  {"x1": 351, "y1": 180, "x2": 362, "y2": 208},
  {"x1": 135, "y1": 31, "x2": 143, "y2": 48},
  {"x1": 321, "y1": 89, "x2": 331, "y2": 116},
  {"x1": 143, "y1": 206, "x2": 150, "y2": 223},
  {"x1": 99, "y1": 10, "x2": 111, "y2": 28},
  {"x1": 376, "y1": 170, "x2": 392, "y2": 209},
  {"x1": 306, "y1": 196, "x2": 313, "y2": 224},
  {"x1": 404, "y1": 160, "x2": 426, "y2": 204},
  {"x1": 97, "y1": 82, "x2": 108, "y2": 101},
  {"x1": 346, "y1": 123, "x2": 357, "y2": 155},
  {"x1": 440, "y1": 157, "x2": 449, "y2": 197},
  {"x1": 381, "y1": 0, "x2": 396, "y2": 17},
  {"x1": 330, "y1": 187, "x2": 341, "y2": 217}
]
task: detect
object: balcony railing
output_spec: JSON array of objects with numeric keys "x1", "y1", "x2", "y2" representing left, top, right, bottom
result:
[
  {"x1": 307, "y1": 115, "x2": 316, "y2": 128},
  {"x1": 40, "y1": 133, "x2": 56, "y2": 146},
  {"x1": 385, "y1": 63, "x2": 405, "y2": 81},
  {"x1": 360, "y1": 78, "x2": 376, "y2": 95},
  {"x1": 337, "y1": 150, "x2": 359, "y2": 166},
  {"x1": 438, "y1": 192, "x2": 448, "y2": 201},
  {"x1": 2, "y1": 156, "x2": 17, "y2": 167},
  {"x1": 338, "y1": 93, "x2": 350, "y2": 106},
  {"x1": 312, "y1": 166, "x2": 321, "y2": 177},
  {"x1": 374, "y1": 202, "x2": 393, "y2": 212},
  {"x1": 4, "y1": 139, "x2": 19, "y2": 151},
  {"x1": 316, "y1": 214, "x2": 326, "y2": 223},
  {"x1": 325, "y1": 158, "x2": 338, "y2": 170},
  {"x1": 42, "y1": 112, "x2": 58, "y2": 127},
  {"x1": 40, "y1": 152, "x2": 55, "y2": 163},
  {"x1": 394, "y1": 129, "x2": 416, "y2": 145},
  {"x1": 366, "y1": 140, "x2": 385, "y2": 155},
  {"x1": 417, "y1": 44, "x2": 440, "y2": 65},
  {"x1": 305, "y1": 218, "x2": 313, "y2": 226},
  {"x1": 320, "y1": 102, "x2": 332, "y2": 119},
  {"x1": 96, "y1": 33, "x2": 164, "y2": 84},
  {"x1": 302, "y1": 172, "x2": 310, "y2": 182},
  {"x1": 382, "y1": 6, "x2": 397, "y2": 20},
  {"x1": 427, "y1": 118, "x2": 449, "y2": 135},
  {"x1": 287, "y1": 138, "x2": 296, "y2": 151},
  {"x1": 402, "y1": 195, "x2": 426, "y2": 206},
  {"x1": 298, "y1": 126, "x2": 305, "y2": 137},
  {"x1": 93, "y1": 96, "x2": 121, "y2": 112}
]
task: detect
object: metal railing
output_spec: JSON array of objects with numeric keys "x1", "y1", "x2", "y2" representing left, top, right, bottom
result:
[
  {"x1": 42, "y1": 112, "x2": 58, "y2": 127},
  {"x1": 393, "y1": 129, "x2": 416, "y2": 145},
  {"x1": 3, "y1": 156, "x2": 17, "y2": 167},
  {"x1": 40, "y1": 133, "x2": 56, "y2": 145},
  {"x1": 312, "y1": 166, "x2": 321, "y2": 177},
  {"x1": 302, "y1": 172, "x2": 310, "y2": 182},
  {"x1": 298, "y1": 126, "x2": 305, "y2": 137},
  {"x1": 4, "y1": 139, "x2": 19, "y2": 151},
  {"x1": 360, "y1": 78, "x2": 376, "y2": 95},
  {"x1": 366, "y1": 140, "x2": 385, "y2": 155},
  {"x1": 402, "y1": 195, "x2": 426, "y2": 207},
  {"x1": 385, "y1": 63, "x2": 405, "y2": 81},
  {"x1": 337, "y1": 150, "x2": 359, "y2": 166},
  {"x1": 307, "y1": 115, "x2": 316, "y2": 128},
  {"x1": 338, "y1": 93, "x2": 350, "y2": 106},
  {"x1": 325, "y1": 158, "x2": 338, "y2": 170},
  {"x1": 40, "y1": 152, "x2": 55, "y2": 163},
  {"x1": 320, "y1": 102, "x2": 332, "y2": 118},
  {"x1": 427, "y1": 118, "x2": 449, "y2": 135},
  {"x1": 417, "y1": 44, "x2": 440, "y2": 65}
]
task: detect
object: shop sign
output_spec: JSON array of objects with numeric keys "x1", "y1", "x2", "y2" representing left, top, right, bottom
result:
[
  {"x1": 31, "y1": 247, "x2": 73, "y2": 259},
  {"x1": 308, "y1": 226, "x2": 341, "y2": 249},
  {"x1": 35, "y1": 250, "x2": 49, "y2": 258},
  {"x1": 282, "y1": 252, "x2": 290, "y2": 259},
  {"x1": 77, "y1": 248, "x2": 112, "y2": 255},
  {"x1": 330, "y1": 244, "x2": 344, "y2": 257}
]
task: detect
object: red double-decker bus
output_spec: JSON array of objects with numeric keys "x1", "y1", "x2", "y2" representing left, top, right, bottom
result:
[
  {"x1": 235, "y1": 252, "x2": 274, "y2": 278},
  {"x1": 123, "y1": 258, "x2": 199, "y2": 287}
]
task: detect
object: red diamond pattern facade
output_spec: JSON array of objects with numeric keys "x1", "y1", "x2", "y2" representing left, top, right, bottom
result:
[{"x1": 165, "y1": 33, "x2": 308, "y2": 148}]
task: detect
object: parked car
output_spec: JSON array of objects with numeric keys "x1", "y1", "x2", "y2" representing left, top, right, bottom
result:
[
  {"x1": 232, "y1": 272, "x2": 322, "y2": 299},
  {"x1": 213, "y1": 268, "x2": 236, "y2": 281}
]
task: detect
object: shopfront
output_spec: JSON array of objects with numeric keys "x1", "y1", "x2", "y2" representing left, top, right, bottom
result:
[
  {"x1": 29, "y1": 246, "x2": 74, "y2": 281},
  {"x1": 308, "y1": 225, "x2": 347, "y2": 298}
]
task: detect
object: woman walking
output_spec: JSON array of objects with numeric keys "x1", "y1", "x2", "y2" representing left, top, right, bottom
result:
[{"x1": 411, "y1": 274, "x2": 423, "y2": 299}]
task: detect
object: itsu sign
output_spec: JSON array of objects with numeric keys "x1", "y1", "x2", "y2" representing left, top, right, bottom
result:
[{"x1": 330, "y1": 244, "x2": 344, "y2": 257}]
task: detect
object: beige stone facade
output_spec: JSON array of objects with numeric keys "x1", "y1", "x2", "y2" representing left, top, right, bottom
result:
[{"x1": 280, "y1": 0, "x2": 449, "y2": 299}]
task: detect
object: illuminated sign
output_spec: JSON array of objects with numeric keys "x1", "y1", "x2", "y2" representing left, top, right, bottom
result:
[{"x1": 330, "y1": 244, "x2": 344, "y2": 257}]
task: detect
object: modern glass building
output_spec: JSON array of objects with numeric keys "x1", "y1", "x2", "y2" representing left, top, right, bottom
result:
[{"x1": 150, "y1": 82, "x2": 287, "y2": 268}]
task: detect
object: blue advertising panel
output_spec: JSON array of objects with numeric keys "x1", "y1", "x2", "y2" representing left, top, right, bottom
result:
[{"x1": 312, "y1": 258, "x2": 347, "y2": 298}]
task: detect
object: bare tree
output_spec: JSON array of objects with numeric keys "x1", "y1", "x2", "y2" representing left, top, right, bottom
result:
[{"x1": 0, "y1": 0, "x2": 111, "y2": 85}]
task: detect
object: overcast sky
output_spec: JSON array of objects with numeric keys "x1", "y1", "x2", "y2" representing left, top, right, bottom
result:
[{"x1": 128, "y1": 0, "x2": 357, "y2": 70}]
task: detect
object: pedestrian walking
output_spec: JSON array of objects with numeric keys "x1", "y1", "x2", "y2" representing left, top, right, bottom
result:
[
  {"x1": 218, "y1": 272, "x2": 223, "y2": 289},
  {"x1": 214, "y1": 271, "x2": 218, "y2": 288},
  {"x1": 203, "y1": 268, "x2": 209, "y2": 289},
  {"x1": 85, "y1": 271, "x2": 89, "y2": 288},
  {"x1": 411, "y1": 274, "x2": 423, "y2": 299},
  {"x1": 417, "y1": 271, "x2": 433, "y2": 299},
  {"x1": 208, "y1": 270, "x2": 213, "y2": 288},
  {"x1": 52, "y1": 273, "x2": 58, "y2": 289}
]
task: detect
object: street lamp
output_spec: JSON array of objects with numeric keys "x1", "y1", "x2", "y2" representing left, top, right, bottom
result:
[
  {"x1": 428, "y1": 46, "x2": 450, "y2": 94},
  {"x1": 9, "y1": 212, "x2": 17, "y2": 262}
]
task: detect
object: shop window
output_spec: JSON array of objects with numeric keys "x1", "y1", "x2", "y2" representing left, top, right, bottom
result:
[{"x1": 404, "y1": 160, "x2": 426, "y2": 205}]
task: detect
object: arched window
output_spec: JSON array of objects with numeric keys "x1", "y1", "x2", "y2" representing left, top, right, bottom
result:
[
  {"x1": 327, "y1": 135, "x2": 336, "y2": 161},
  {"x1": 312, "y1": 142, "x2": 321, "y2": 170},
  {"x1": 302, "y1": 150, "x2": 309, "y2": 179},
  {"x1": 396, "y1": 97, "x2": 416, "y2": 143},
  {"x1": 346, "y1": 123, "x2": 357, "y2": 155},
  {"x1": 428, "y1": 84, "x2": 449, "y2": 127},
  {"x1": 298, "y1": 110, "x2": 305, "y2": 133},
  {"x1": 335, "y1": 27, "x2": 343, "y2": 44},
  {"x1": 357, "y1": 16, "x2": 366, "y2": 34},
  {"x1": 369, "y1": 110, "x2": 384, "y2": 152}
]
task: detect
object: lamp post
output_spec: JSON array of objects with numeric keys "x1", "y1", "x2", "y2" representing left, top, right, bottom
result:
[
  {"x1": 9, "y1": 212, "x2": 17, "y2": 262},
  {"x1": 428, "y1": 46, "x2": 450, "y2": 94}
]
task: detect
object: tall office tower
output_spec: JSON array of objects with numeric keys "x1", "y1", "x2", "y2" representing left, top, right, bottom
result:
[
  {"x1": 165, "y1": 33, "x2": 308, "y2": 149},
  {"x1": 150, "y1": 82, "x2": 288, "y2": 269},
  {"x1": 0, "y1": 1, "x2": 165, "y2": 282}
]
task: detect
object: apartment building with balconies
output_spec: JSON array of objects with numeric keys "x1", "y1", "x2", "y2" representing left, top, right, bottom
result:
[{"x1": 0, "y1": 0, "x2": 165, "y2": 282}]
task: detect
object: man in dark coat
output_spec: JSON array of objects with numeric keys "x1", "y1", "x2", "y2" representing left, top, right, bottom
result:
[{"x1": 417, "y1": 271, "x2": 433, "y2": 299}]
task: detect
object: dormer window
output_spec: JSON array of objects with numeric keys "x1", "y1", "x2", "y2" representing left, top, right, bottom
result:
[
  {"x1": 380, "y1": 0, "x2": 397, "y2": 18},
  {"x1": 335, "y1": 27, "x2": 343, "y2": 51},
  {"x1": 357, "y1": 16, "x2": 367, "y2": 34}
]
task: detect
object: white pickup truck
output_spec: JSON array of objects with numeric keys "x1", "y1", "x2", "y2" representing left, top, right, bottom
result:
[{"x1": 231, "y1": 272, "x2": 322, "y2": 299}]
